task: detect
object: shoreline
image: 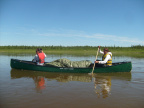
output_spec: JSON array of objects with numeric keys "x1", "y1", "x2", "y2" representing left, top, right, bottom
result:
[
  {"x1": 0, "y1": 45, "x2": 144, "y2": 57},
  {"x1": 0, "y1": 49, "x2": 144, "y2": 58}
]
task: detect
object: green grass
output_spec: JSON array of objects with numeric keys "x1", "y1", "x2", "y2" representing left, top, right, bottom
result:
[{"x1": 0, "y1": 45, "x2": 144, "y2": 57}]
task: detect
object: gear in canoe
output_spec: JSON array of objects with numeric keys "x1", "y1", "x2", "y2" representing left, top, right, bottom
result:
[{"x1": 46, "y1": 58, "x2": 92, "y2": 68}]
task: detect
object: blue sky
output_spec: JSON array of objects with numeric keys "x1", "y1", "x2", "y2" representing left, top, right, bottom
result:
[{"x1": 0, "y1": 0, "x2": 144, "y2": 46}]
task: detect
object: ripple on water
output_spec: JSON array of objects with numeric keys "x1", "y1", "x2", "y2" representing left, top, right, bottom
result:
[{"x1": 131, "y1": 72, "x2": 144, "y2": 84}]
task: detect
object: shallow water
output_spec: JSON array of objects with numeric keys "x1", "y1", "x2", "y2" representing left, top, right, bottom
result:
[{"x1": 0, "y1": 54, "x2": 144, "y2": 108}]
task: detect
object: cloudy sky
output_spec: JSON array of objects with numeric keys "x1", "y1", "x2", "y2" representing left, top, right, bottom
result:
[{"x1": 0, "y1": 0, "x2": 144, "y2": 46}]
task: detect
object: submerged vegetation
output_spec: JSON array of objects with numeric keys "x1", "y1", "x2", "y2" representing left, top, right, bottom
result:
[{"x1": 0, "y1": 45, "x2": 144, "y2": 57}]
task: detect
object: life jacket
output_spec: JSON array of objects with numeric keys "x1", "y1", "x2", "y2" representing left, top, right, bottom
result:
[
  {"x1": 102, "y1": 52, "x2": 112, "y2": 66},
  {"x1": 38, "y1": 53, "x2": 45, "y2": 63}
]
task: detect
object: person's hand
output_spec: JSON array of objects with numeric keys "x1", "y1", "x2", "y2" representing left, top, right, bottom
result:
[{"x1": 95, "y1": 61, "x2": 99, "y2": 63}]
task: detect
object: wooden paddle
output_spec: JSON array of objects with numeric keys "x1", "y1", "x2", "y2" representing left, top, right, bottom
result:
[{"x1": 91, "y1": 47, "x2": 99, "y2": 75}]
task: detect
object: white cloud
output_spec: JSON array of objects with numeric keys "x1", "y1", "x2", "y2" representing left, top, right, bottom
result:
[{"x1": 38, "y1": 31, "x2": 144, "y2": 45}]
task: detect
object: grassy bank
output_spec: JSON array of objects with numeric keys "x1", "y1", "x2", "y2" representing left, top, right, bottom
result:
[{"x1": 0, "y1": 45, "x2": 144, "y2": 57}]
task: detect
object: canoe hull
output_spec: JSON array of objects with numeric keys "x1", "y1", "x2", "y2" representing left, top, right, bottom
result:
[{"x1": 10, "y1": 59, "x2": 132, "y2": 73}]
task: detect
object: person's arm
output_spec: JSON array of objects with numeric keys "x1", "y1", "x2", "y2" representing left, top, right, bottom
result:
[
  {"x1": 99, "y1": 49, "x2": 104, "y2": 54},
  {"x1": 32, "y1": 55, "x2": 37, "y2": 62},
  {"x1": 44, "y1": 53, "x2": 47, "y2": 57},
  {"x1": 97, "y1": 55, "x2": 111, "y2": 64},
  {"x1": 33, "y1": 55, "x2": 39, "y2": 62},
  {"x1": 98, "y1": 46, "x2": 104, "y2": 54}
]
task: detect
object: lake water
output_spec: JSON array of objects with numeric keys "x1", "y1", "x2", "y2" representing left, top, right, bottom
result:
[{"x1": 0, "y1": 54, "x2": 144, "y2": 108}]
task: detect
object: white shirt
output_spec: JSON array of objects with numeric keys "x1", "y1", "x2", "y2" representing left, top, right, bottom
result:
[
  {"x1": 33, "y1": 53, "x2": 47, "y2": 65},
  {"x1": 33, "y1": 54, "x2": 39, "y2": 63},
  {"x1": 98, "y1": 49, "x2": 112, "y2": 64}
]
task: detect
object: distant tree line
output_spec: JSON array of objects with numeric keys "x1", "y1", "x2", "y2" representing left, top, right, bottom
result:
[{"x1": 0, "y1": 45, "x2": 144, "y2": 50}]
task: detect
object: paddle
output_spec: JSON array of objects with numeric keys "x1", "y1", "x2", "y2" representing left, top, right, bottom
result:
[{"x1": 91, "y1": 47, "x2": 99, "y2": 75}]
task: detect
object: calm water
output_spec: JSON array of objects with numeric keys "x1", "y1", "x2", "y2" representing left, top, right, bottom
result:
[{"x1": 0, "y1": 54, "x2": 144, "y2": 108}]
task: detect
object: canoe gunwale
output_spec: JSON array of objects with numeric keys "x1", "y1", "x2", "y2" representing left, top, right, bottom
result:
[{"x1": 11, "y1": 58, "x2": 132, "y2": 69}]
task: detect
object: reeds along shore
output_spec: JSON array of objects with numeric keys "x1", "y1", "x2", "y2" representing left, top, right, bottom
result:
[{"x1": 0, "y1": 45, "x2": 144, "y2": 57}]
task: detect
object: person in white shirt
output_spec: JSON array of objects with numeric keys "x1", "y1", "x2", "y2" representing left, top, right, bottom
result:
[
  {"x1": 32, "y1": 48, "x2": 39, "y2": 64},
  {"x1": 32, "y1": 48, "x2": 47, "y2": 65},
  {"x1": 95, "y1": 46, "x2": 112, "y2": 66}
]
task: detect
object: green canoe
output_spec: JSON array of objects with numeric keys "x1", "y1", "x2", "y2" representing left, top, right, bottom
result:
[{"x1": 10, "y1": 59, "x2": 132, "y2": 73}]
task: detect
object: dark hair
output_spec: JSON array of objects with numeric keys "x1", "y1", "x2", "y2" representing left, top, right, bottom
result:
[
  {"x1": 104, "y1": 48, "x2": 110, "y2": 52},
  {"x1": 36, "y1": 48, "x2": 40, "y2": 53},
  {"x1": 39, "y1": 48, "x2": 42, "y2": 53}
]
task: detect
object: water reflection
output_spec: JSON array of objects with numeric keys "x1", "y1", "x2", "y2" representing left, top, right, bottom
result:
[
  {"x1": 10, "y1": 69, "x2": 92, "y2": 82},
  {"x1": 33, "y1": 76, "x2": 46, "y2": 92},
  {"x1": 93, "y1": 76, "x2": 111, "y2": 98},
  {"x1": 10, "y1": 69, "x2": 131, "y2": 97},
  {"x1": 93, "y1": 73, "x2": 132, "y2": 98}
]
